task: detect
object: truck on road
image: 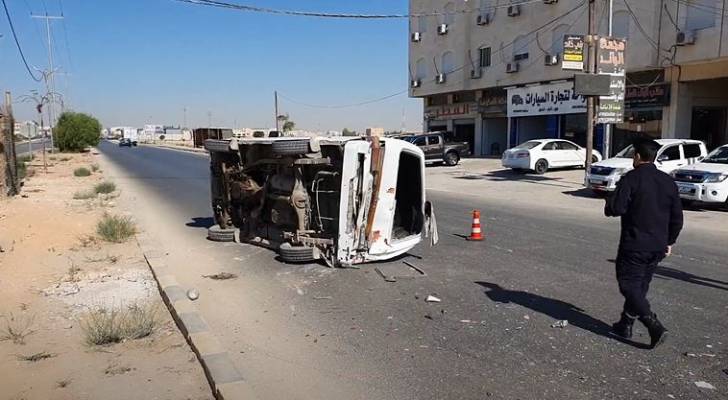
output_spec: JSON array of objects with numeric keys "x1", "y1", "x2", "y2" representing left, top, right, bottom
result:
[
  {"x1": 205, "y1": 136, "x2": 438, "y2": 267},
  {"x1": 402, "y1": 132, "x2": 471, "y2": 166}
]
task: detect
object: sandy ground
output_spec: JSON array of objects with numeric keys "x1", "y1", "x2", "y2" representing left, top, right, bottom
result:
[{"x1": 0, "y1": 152, "x2": 212, "y2": 400}]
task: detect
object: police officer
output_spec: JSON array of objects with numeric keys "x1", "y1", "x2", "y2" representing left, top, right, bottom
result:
[{"x1": 605, "y1": 138, "x2": 684, "y2": 349}]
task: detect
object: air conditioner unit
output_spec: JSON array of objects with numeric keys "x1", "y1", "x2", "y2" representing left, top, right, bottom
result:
[
  {"x1": 676, "y1": 30, "x2": 696, "y2": 46},
  {"x1": 471, "y1": 68, "x2": 482, "y2": 79},
  {"x1": 543, "y1": 0, "x2": 558, "y2": 4},
  {"x1": 411, "y1": 79, "x2": 421, "y2": 88},
  {"x1": 477, "y1": 13, "x2": 491, "y2": 25},
  {"x1": 506, "y1": 62, "x2": 520, "y2": 73},
  {"x1": 544, "y1": 54, "x2": 559, "y2": 66},
  {"x1": 437, "y1": 24, "x2": 448, "y2": 35},
  {"x1": 507, "y1": 5, "x2": 521, "y2": 17},
  {"x1": 436, "y1": 73, "x2": 447, "y2": 84},
  {"x1": 411, "y1": 32, "x2": 422, "y2": 42}
]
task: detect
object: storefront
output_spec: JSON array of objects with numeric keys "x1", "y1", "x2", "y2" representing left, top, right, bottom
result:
[
  {"x1": 424, "y1": 98, "x2": 478, "y2": 154},
  {"x1": 506, "y1": 81, "x2": 587, "y2": 148},
  {"x1": 612, "y1": 83, "x2": 670, "y2": 154},
  {"x1": 478, "y1": 89, "x2": 508, "y2": 156}
]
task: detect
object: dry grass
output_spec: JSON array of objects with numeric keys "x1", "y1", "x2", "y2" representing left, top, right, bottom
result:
[
  {"x1": 0, "y1": 313, "x2": 35, "y2": 345},
  {"x1": 96, "y1": 214, "x2": 136, "y2": 243},
  {"x1": 73, "y1": 189, "x2": 96, "y2": 200},
  {"x1": 17, "y1": 351, "x2": 55, "y2": 362},
  {"x1": 91, "y1": 163, "x2": 100, "y2": 172},
  {"x1": 80, "y1": 303, "x2": 159, "y2": 346},
  {"x1": 66, "y1": 263, "x2": 82, "y2": 283},
  {"x1": 73, "y1": 167, "x2": 91, "y2": 177},
  {"x1": 56, "y1": 379, "x2": 72, "y2": 388},
  {"x1": 94, "y1": 181, "x2": 116, "y2": 195},
  {"x1": 202, "y1": 272, "x2": 238, "y2": 280}
]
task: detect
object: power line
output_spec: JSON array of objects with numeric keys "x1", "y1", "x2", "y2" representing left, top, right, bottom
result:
[
  {"x1": 278, "y1": 89, "x2": 407, "y2": 109},
  {"x1": 1, "y1": 0, "x2": 42, "y2": 82},
  {"x1": 174, "y1": 0, "x2": 562, "y2": 19},
  {"x1": 622, "y1": 0, "x2": 670, "y2": 52}
]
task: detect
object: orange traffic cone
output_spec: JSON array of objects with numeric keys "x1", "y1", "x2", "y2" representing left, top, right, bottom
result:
[{"x1": 468, "y1": 210, "x2": 484, "y2": 241}]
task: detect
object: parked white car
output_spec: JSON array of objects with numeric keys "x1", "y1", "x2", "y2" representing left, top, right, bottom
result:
[
  {"x1": 502, "y1": 139, "x2": 602, "y2": 174},
  {"x1": 672, "y1": 144, "x2": 728, "y2": 205},
  {"x1": 586, "y1": 139, "x2": 708, "y2": 192}
]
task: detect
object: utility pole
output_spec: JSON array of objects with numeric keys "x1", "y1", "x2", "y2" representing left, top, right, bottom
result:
[
  {"x1": 274, "y1": 91, "x2": 280, "y2": 132},
  {"x1": 183, "y1": 106, "x2": 188, "y2": 129},
  {"x1": 31, "y1": 13, "x2": 63, "y2": 153},
  {"x1": 585, "y1": 0, "x2": 597, "y2": 172},
  {"x1": 603, "y1": 0, "x2": 614, "y2": 158}
]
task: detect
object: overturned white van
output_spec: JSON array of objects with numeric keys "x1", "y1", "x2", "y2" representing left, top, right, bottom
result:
[{"x1": 205, "y1": 136, "x2": 437, "y2": 267}]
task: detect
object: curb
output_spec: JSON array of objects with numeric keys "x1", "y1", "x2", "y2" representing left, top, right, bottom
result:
[
  {"x1": 137, "y1": 234, "x2": 255, "y2": 400},
  {"x1": 142, "y1": 143, "x2": 209, "y2": 155}
]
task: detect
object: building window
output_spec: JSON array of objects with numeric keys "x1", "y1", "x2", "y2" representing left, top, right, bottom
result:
[
  {"x1": 613, "y1": 11, "x2": 631, "y2": 38},
  {"x1": 479, "y1": 47, "x2": 491, "y2": 67},
  {"x1": 686, "y1": 0, "x2": 717, "y2": 30},
  {"x1": 443, "y1": 2, "x2": 455, "y2": 26},
  {"x1": 415, "y1": 58, "x2": 427, "y2": 80},
  {"x1": 479, "y1": 0, "x2": 492, "y2": 16},
  {"x1": 513, "y1": 35, "x2": 529, "y2": 61},
  {"x1": 441, "y1": 51, "x2": 455, "y2": 74},
  {"x1": 417, "y1": 14, "x2": 428, "y2": 33},
  {"x1": 551, "y1": 24, "x2": 570, "y2": 55}
]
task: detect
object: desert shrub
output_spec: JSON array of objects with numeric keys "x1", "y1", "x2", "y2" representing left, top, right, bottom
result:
[
  {"x1": 81, "y1": 303, "x2": 158, "y2": 345},
  {"x1": 96, "y1": 214, "x2": 136, "y2": 243},
  {"x1": 74, "y1": 167, "x2": 91, "y2": 177},
  {"x1": 94, "y1": 181, "x2": 116, "y2": 194},
  {"x1": 73, "y1": 190, "x2": 96, "y2": 200}
]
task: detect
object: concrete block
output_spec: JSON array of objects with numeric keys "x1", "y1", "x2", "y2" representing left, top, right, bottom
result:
[
  {"x1": 201, "y1": 352, "x2": 243, "y2": 384},
  {"x1": 179, "y1": 312, "x2": 209, "y2": 334},
  {"x1": 164, "y1": 285, "x2": 187, "y2": 303},
  {"x1": 189, "y1": 331, "x2": 226, "y2": 356},
  {"x1": 217, "y1": 381, "x2": 258, "y2": 400}
]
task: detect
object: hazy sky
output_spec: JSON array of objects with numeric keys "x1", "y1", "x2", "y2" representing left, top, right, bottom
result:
[{"x1": 1, "y1": 0, "x2": 423, "y2": 132}]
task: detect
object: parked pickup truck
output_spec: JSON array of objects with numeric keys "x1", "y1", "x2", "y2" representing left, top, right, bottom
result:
[
  {"x1": 402, "y1": 132, "x2": 471, "y2": 166},
  {"x1": 205, "y1": 136, "x2": 438, "y2": 267},
  {"x1": 671, "y1": 144, "x2": 728, "y2": 206}
]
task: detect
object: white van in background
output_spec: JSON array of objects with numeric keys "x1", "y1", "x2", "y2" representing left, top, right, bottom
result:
[{"x1": 586, "y1": 139, "x2": 708, "y2": 192}]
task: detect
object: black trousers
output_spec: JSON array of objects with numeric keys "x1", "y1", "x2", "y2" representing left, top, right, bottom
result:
[{"x1": 615, "y1": 250, "x2": 665, "y2": 318}]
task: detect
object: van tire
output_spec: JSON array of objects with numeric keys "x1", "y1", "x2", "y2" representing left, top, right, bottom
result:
[
  {"x1": 444, "y1": 151, "x2": 460, "y2": 166},
  {"x1": 534, "y1": 159, "x2": 549, "y2": 175},
  {"x1": 279, "y1": 243, "x2": 315, "y2": 263},
  {"x1": 272, "y1": 140, "x2": 310, "y2": 156},
  {"x1": 207, "y1": 225, "x2": 236, "y2": 242}
]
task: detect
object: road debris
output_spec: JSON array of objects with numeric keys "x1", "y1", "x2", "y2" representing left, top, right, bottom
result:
[
  {"x1": 694, "y1": 381, "x2": 716, "y2": 390},
  {"x1": 426, "y1": 295, "x2": 441, "y2": 303},
  {"x1": 187, "y1": 289, "x2": 199, "y2": 301},
  {"x1": 550, "y1": 320, "x2": 569, "y2": 328},
  {"x1": 202, "y1": 272, "x2": 238, "y2": 280},
  {"x1": 375, "y1": 261, "x2": 426, "y2": 282},
  {"x1": 17, "y1": 351, "x2": 56, "y2": 362}
]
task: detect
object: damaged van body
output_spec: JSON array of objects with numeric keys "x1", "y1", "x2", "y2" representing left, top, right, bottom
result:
[{"x1": 205, "y1": 136, "x2": 437, "y2": 267}]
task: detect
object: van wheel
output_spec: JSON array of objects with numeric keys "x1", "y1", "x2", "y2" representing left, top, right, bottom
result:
[
  {"x1": 444, "y1": 151, "x2": 460, "y2": 166},
  {"x1": 591, "y1": 155, "x2": 599, "y2": 163},
  {"x1": 272, "y1": 140, "x2": 310, "y2": 156},
  {"x1": 534, "y1": 159, "x2": 549, "y2": 175},
  {"x1": 279, "y1": 243, "x2": 315, "y2": 263},
  {"x1": 208, "y1": 225, "x2": 236, "y2": 242}
]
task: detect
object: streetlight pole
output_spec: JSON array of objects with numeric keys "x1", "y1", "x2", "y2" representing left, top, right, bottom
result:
[
  {"x1": 585, "y1": 0, "x2": 597, "y2": 173},
  {"x1": 603, "y1": 0, "x2": 614, "y2": 158}
]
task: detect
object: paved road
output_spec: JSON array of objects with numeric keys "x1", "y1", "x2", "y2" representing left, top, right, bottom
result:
[
  {"x1": 15, "y1": 138, "x2": 51, "y2": 156},
  {"x1": 98, "y1": 141, "x2": 728, "y2": 400}
]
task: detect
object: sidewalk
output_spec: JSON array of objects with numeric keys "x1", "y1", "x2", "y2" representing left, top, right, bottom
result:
[{"x1": 0, "y1": 153, "x2": 212, "y2": 400}]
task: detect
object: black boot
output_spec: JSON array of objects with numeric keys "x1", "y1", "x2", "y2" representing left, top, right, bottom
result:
[
  {"x1": 611, "y1": 312, "x2": 636, "y2": 339},
  {"x1": 639, "y1": 313, "x2": 668, "y2": 349}
]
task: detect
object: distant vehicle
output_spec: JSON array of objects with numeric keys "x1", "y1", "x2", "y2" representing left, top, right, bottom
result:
[
  {"x1": 403, "y1": 132, "x2": 470, "y2": 166},
  {"x1": 204, "y1": 136, "x2": 438, "y2": 267},
  {"x1": 502, "y1": 139, "x2": 602, "y2": 174},
  {"x1": 672, "y1": 144, "x2": 728, "y2": 206},
  {"x1": 119, "y1": 138, "x2": 137, "y2": 147},
  {"x1": 586, "y1": 139, "x2": 708, "y2": 192}
]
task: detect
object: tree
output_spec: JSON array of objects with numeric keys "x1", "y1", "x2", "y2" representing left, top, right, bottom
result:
[
  {"x1": 342, "y1": 128, "x2": 357, "y2": 136},
  {"x1": 54, "y1": 112, "x2": 102, "y2": 152},
  {"x1": 277, "y1": 114, "x2": 296, "y2": 132}
]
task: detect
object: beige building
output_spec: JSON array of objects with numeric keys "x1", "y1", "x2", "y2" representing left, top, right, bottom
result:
[{"x1": 409, "y1": 0, "x2": 728, "y2": 157}]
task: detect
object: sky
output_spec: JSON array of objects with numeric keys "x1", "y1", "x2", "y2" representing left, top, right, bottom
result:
[{"x1": 0, "y1": 0, "x2": 423, "y2": 132}]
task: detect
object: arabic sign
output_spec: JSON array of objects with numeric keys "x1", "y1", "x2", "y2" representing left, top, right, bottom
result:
[
  {"x1": 562, "y1": 35, "x2": 585, "y2": 71},
  {"x1": 479, "y1": 88, "x2": 508, "y2": 116},
  {"x1": 625, "y1": 84, "x2": 671, "y2": 108},
  {"x1": 597, "y1": 37, "x2": 627, "y2": 124},
  {"x1": 425, "y1": 102, "x2": 478, "y2": 120},
  {"x1": 507, "y1": 81, "x2": 586, "y2": 117}
]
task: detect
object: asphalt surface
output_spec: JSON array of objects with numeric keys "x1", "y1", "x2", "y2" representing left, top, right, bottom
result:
[
  {"x1": 98, "y1": 141, "x2": 728, "y2": 400},
  {"x1": 15, "y1": 138, "x2": 51, "y2": 156}
]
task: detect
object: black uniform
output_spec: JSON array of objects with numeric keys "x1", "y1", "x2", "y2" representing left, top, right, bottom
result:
[{"x1": 605, "y1": 163, "x2": 683, "y2": 318}]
